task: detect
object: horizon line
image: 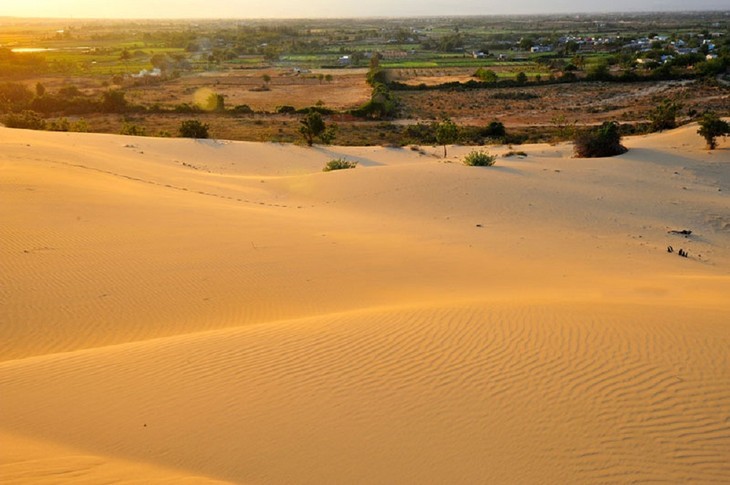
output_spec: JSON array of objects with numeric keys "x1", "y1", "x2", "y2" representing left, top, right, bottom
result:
[{"x1": 1, "y1": 9, "x2": 728, "y2": 22}]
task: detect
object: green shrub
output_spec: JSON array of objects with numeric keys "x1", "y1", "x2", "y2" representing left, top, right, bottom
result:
[
  {"x1": 322, "y1": 158, "x2": 357, "y2": 172},
  {"x1": 232, "y1": 104, "x2": 254, "y2": 114},
  {"x1": 47, "y1": 117, "x2": 70, "y2": 132},
  {"x1": 3, "y1": 110, "x2": 45, "y2": 130},
  {"x1": 573, "y1": 121, "x2": 627, "y2": 158},
  {"x1": 70, "y1": 119, "x2": 89, "y2": 132},
  {"x1": 179, "y1": 119, "x2": 209, "y2": 139},
  {"x1": 463, "y1": 150, "x2": 496, "y2": 166},
  {"x1": 649, "y1": 99, "x2": 681, "y2": 132},
  {"x1": 121, "y1": 122, "x2": 146, "y2": 136}
]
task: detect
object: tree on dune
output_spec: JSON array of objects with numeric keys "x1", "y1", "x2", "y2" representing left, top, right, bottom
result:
[{"x1": 697, "y1": 112, "x2": 729, "y2": 150}]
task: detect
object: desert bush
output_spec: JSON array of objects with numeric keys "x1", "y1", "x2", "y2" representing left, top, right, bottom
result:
[
  {"x1": 174, "y1": 103, "x2": 202, "y2": 113},
  {"x1": 573, "y1": 121, "x2": 627, "y2": 158},
  {"x1": 100, "y1": 89, "x2": 128, "y2": 113},
  {"x1": 121, "y1": 122, "x2": 146, "y2": 136},
  {"x1": 463, "y1": 150, "x2": 496, "y2": 166},
  {"x1": 3, "y1": 110, "x2": 46, "y2": 130},
  {"x1": 47, "y1": 117, "x2": 71, "y2": 132},
  {"x1": 71, "y1": 119, "x2": 89, "y2": 132},
  {"x1": 231, "y1": 104, "x2": 254, "y2": 114},
  {"x1": 481, "y1": 120, "x2": 506, "y2": 138},
  {"x1": 322, "y1": 158, "x2": 357, "y2": 172},
  {"x1": 178, "y1": 119, "x2": 209, "y2": 139},
  {"x1": 504, "y1": 150, "x2": 527, "y2": 157},
  {"x1": 649, "y1": 99, "x2": 681, "y2": 132},
  {"x1": 276, "y1": 105, "x2": 296, "y2": 114},
  {"x1": 697, "y1": 112, "x2": 729, "y2": 150}
]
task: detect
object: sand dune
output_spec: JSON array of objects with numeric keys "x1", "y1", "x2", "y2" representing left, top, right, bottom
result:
[{"x1": 1, "y1": 125, "x2": 728, "y2": 483}]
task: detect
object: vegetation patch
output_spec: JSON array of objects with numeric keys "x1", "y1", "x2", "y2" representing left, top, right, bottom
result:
[
  {"x1": 463, "y1": 150, "x2": 496, "y2": 166},
  {"x1": 322, "y1": 158, "x2": 358, "y2": 172},
  {"x1": 573, "y1": 121, "x2": 627, "y2": 158},
  {"x1": 178, "y1": 119, "x2": 209, "y2": 139}
]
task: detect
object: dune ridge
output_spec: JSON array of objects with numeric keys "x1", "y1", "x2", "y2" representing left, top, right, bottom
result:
[{"x1": 1, "y1": 125, "x2": 728, "y2": 483}]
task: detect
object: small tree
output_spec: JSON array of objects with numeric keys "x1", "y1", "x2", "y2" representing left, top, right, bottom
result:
[
  {"x1": 299, "y1": 111, "x2": 325, "y2": 146},
  {"x1": 482, "y1": 120, "x2": 506, "y2": 139},
  {"x1": 435, "y1": 118, "x2": 459, "y2": 158},
  {"x1": 100, "y1": 89, "x2": 128, "y2": 113},
  {"x1": 179, "y1": 119, "x2": 209, "y2": 139},
  {"x1": 474, "y1": 67, "x2": 498, "y2": 83},
  {"x1": 573, "y1": 121, "x2": 627, "y2": 158},
  {"x1": 649, "y1": 99, "x2": 681, "y2": 132},
  {"x1": 515, "y1": 71, "x2": 528, "y2": 84},
  {"x1": 262, "y1": 74, "x2": 271, "y2": 86},
  {"x1": 697, "y1": 112, "x2": 729, "y2": 150},
  {"x1": 35, "y1": 82, "x2": 45, "y2": 97}
]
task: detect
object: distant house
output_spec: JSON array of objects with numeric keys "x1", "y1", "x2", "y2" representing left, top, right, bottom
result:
[
  {"x1": 338, "y1": 55, "x2": 351, "y2": 66},
  {"x1": 530, "y1": 45, "x2": 553, "y2": 53},
  {"x1": 472, "y1": 51, "x2": 487, "y2": 59},
  {"x1": 132, "y1": 68, "x2": 162, "y2": 78}
]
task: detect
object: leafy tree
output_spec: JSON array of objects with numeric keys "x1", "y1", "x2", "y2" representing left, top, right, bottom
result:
[
  {"x1": 435, "y1": 118, "x2": 459, "y2": 158},
  {"x1": 649, "y1": 99, "x2": 681, "y2": 132},
  {"x1": 0, "y1": 82, "x2": 34, "y2": 110},
  {"x1": 179, "y1": 119, "x2": 209, "y2": 139},
  {"x1": 35, "y1": 82, "x2": 46, "y2": 97},
  {"x1": 262, "y1": 74, "x2": 271, "y2": 86},
  {"x1": 100, "y1": 90, "x2": 128, "y2": 113},
  {"x1": 573, "y1": 121, "x2": 627, "y2": 158},
  {"x1": 519, "y1": 37, "x2": 534, "y2": 51},
  {"x1": 515, "y1": 71, "x2": 528, "y2": 84},
  {"x1": 697, "y1": 112, "x2": 729, "y2": 150},
  {"x1": 482, "y1": 120, "x2": 506, "y2": 139},
  {"x1": 299, "y1": 111, "x2": 326, "y2": 146},
  {"x1": 474, "y1": 67, "x2": 498, "y2": 83},
  {"x1": 587, "y1": 61, "x2": 611, "y2": 81}
]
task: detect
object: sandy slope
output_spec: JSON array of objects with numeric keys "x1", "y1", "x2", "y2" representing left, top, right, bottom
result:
[{"x1": 1, "y1": 125, "x2": 728, "y2": 483}]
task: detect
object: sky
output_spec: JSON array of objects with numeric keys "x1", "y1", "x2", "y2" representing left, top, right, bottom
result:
[{"x1": 1, "y1": 0, "x2": 728, "y2": 19}]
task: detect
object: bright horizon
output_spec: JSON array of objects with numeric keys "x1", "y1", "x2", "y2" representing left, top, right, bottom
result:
[{"x1": 2, "y1": 0, "x2": 728, "y2": 19}]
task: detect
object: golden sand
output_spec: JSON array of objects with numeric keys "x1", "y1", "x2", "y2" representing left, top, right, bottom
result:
[{"x1": 1, "y1": 125, "x2": 728, "y2": 483}]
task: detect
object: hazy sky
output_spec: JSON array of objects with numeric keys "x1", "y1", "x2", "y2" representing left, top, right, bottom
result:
[{"x1": 2, "y1": 0, "x2": 728, "y2": 19}]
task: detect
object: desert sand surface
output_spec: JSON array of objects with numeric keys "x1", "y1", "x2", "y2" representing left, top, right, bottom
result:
[{"x1": 1, "y1": 125, "x2": 729, "y2": 483}]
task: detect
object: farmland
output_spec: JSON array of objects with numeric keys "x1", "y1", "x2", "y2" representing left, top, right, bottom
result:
[{"x1": 1, "y1": 12, "x2": 728, "y2": 145}]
